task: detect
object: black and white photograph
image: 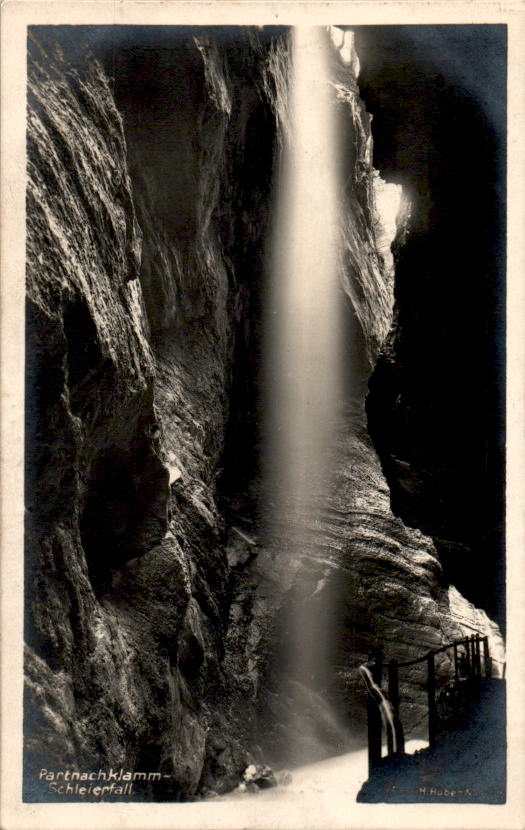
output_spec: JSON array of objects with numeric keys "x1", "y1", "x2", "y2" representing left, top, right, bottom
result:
[{"x1": 1, "y1": 2, "x2": 524, "y2": 829}]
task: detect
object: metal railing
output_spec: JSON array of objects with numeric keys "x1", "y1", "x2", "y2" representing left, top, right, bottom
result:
[{"x1": 363, "y1": 633, "x2": 496, "y2": 775}]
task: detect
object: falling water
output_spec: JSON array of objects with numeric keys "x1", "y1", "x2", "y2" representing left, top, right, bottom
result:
[
  {"x1": 264, "y1": 26, "x2": 343, "y2": 759},
  {"x1": 358, "y1": 665, "x2": 399, "y2": 753}
]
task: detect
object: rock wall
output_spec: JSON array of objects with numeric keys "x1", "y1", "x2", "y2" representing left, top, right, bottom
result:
[
  {"x1": 24, "y1": 25, "x2": 504, "y2": 800},
  {"x1": 25, "y1": 24, "x2": 281, "y2": 800},
  {"x1": 356, "y1": 26, "x2": 506, "y2": 628}
]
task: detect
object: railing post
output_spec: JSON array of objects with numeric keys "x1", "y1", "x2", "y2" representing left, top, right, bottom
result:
[
  {"x1": 483, "y1": 636, "x2": 492, "y2": 678},
  {"x1": 368, "y1": 651, "x2": 383, "y2": 774},
  {"x1": 453, "y1": 643, "x2": 459, "y2": 683},
  {"x1": 472, "y1": 635, "x2": 480, "y2": 681},
  {"x1": 388, "y1": 659, "x2": 404, "y2": 754},
  {"x1": 427, "y1": 653, "x2": 437, "y2": 749},
  {"x1": 385, "y1": 660, "x2": 395, "y2": 756},
  {"x1": 464, "y1": 637, "x2": 471, "y2": 680},
  {"x1": 476, "y1": 636, "x2": 482, "y2": 679}
]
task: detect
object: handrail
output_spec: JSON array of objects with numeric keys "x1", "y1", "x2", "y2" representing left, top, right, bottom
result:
[
  {"x1": 397, "y1": 633, "x2": 488, "y2": 669},
  {"x1": 355, "y1": 634, "x2": 502, "y2": 679},
  {"x1": 362, "y1": 632, "x2": 495, "y2": 775}
]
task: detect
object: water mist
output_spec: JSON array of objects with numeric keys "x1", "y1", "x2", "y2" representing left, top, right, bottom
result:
[{"x1": 264, "y1": 26, "x2": 344, "y2": 762}]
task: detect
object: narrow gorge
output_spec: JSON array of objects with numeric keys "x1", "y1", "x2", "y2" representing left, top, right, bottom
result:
[{"x1": 24, "y1": 24, "x2": 506, "y2": 802}]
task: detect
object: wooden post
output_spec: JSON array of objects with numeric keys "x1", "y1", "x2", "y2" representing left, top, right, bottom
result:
[
  {"x1": 453, "y1": 643, "x2": 459, "y2": 683},
  {"x1": 388, "y1": 659, "x2": 405, "y2": 754},
  {"x1": 427, "y1": 653, "x2": 437, "y2": 749},
  {"x1": 476, "y1": 636, "x2": 482, "y2": 679},
  {"x1": 368, "y1": 651, "x2": 383, "y2": 775},
  {"x1": 387, "y1": 661, "x2": 396, "y2": 754},
  {"x1": 464, "y1": 638, "x2": 471, "y2": 680},
  {"x1": 473, "y1": 635, "x2": 480, "y2": 680},
  {"x1": 483, "y1": 636, "x2": 491, "y2": 678}
]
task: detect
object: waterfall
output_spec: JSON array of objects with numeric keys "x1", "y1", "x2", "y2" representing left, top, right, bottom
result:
[
  {"x1": 358, "y1": 665, "x2": 398, "y2": 754},
  {"x1": 264, "y1": 26, "x2": 343, "y2": 759}
]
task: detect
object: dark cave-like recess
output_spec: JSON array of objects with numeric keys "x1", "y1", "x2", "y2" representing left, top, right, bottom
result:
[
  {"x1": 80, "y1": 438, "x2": 169, "y2": 595},
  {"x1": 353, "y1": 25, "x2": 506, "y2": 628}
]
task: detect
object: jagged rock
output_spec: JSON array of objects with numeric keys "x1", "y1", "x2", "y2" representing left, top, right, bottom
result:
[
  {"x1": 24, "y1": 24, "x2": 283, "y2": 800},
  {"x1": 242, "y1": 763, "x2": 277, "y2": 789}
]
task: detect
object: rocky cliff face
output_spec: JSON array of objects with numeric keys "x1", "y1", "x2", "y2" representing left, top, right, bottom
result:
[
  {"x1": 25, "y1": 25, "x2": 280, "y2": 799},
  {"x1": 355, "y1": 26, "x2": 506, "y2": 629},
  {"x1": 24, "y1": 25, "x2": 503, "y2": 801}
]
